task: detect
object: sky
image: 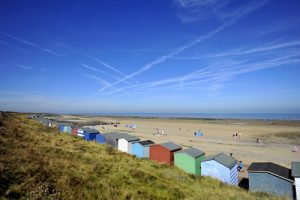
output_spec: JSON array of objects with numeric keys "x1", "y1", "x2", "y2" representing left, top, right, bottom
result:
[{"x1": 0, "y1": 0, "x2": 300, "y2": 114}]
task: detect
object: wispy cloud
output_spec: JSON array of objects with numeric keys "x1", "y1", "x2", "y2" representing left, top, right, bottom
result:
[
  {"x1": 175, "y1": 0, "x2": 267, "y2": 24},
  {"x1": 175, "y1": 0, "x2": 232, "y2": 23},
  {"x1": 249, "y1": 16, "x2": 300, "y2": 39},
  {"x1": 173, "y1": 40, "x2": 300, "y2": 60},
  {"x1": 80, "y1": 73, "x2": 110, "y2": 87},
  {"x1": 81, "y1": 63, "x2": 132, "y2": 85},
  {"x1": 94, "y1": 39, "x2": 300, "y2": 102},
  {"x1": 0, "y1": 39, "x2": 30, "y2": 53},
  {"x1": 96, "y1": 0, "x2": 268, "y2": 94},
  {"x1": 16, "y1": 64, "x2": 33, "y2": 70},
  {"x1": 57, "y1": 42, "x2": 134, "y2": 82},
  {"x1": 1, "y1": 32, "x2": 66, "y2": 57}
]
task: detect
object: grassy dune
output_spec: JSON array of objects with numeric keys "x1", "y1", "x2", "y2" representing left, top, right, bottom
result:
[{"x1": 0, "y1": 112, "x2": 284, "y2": 200}]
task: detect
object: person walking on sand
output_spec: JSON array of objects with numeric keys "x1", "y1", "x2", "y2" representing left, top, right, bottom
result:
[{"x1": 237, "y1": 161, "x2": 244, "y2": 172}]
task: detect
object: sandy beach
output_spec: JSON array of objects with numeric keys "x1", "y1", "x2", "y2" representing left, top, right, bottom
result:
[{"x1": 54, "y1": 115, "x2": 300, "y2": 172}]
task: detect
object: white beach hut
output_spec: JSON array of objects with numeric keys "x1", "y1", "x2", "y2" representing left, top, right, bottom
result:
[{"x1": 118, "y1": 135, "x2": 140, "y2": 153}]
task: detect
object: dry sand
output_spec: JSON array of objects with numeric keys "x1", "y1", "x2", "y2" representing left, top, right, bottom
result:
[{"x1": 57, "y1": 115, "x2": 300, "y2": 171}]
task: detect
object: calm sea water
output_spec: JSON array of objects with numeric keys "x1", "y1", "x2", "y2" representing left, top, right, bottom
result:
[{"x1": 86, "y1": 113, "x2": 300, "y2": 121}]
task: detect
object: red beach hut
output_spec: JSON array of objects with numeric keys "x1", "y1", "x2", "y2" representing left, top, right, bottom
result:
[{"x1": 149, "y1": 142, "x2": 182, "y2": 165}]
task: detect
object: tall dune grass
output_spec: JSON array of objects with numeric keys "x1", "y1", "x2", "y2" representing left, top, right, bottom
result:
[{"x1": 0, "y1": 112, "x2": 284, "y2": 199}]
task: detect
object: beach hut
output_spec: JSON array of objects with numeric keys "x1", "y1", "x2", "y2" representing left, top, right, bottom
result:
[
  {"x1": 118, "y1": 135, "x2": 140, "y2": 153},
  {"x1": 131, "y1": 140, "x2": 154, "y2": 158},
  {"x1": 292, "y1": 162, "x2": 300, "y2": 200},
  {"x1": 95, "y1": 133, "x2": 106, "y2": 144},
  {"x1": 58, "y1": 124, "x2": 64, "y2": 132},
  {"x1": 201, "y1": 153, "x2": 238, "y2": 185},
  {"x1": 149, "y1": 142, "x2": 182, "y2": 165},
  {"x1": 83, "y1": 128, "x2": 99, "y2": 141},
  {"x1": 248, "y1": 162, "x2": 294, "y2": 199},
  {"x1": 77, "y1": 128, "x2": 87, "y2": 137},
  {"x1": 71, "y1": 126, "x2": 79, "y2": 136},
  {"x1": 65, "y1": 125, "x2": 72, "y2": 135},
  {"x1": 103, "y1": 132, "x2": 128, "y2": 148},
  {"x1": 174, "y1": 148, "x2": 205, "y2": 175}
]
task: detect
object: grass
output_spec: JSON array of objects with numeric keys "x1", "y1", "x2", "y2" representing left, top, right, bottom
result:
[{"x1": 0, "y1": 112, "x2": 285, "y2": 200}]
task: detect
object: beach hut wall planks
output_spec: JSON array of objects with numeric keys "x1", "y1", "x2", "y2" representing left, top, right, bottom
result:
[
  {"x1": 83, "y1": 128, "x2": 99, "y2": 141},
  {"x1": 201, "y1": 153, "x2": 238, "y2": 185},
  {"x1": 292, "y1": 162, "x2": 300, "y2": 200},
  {"x1": 248, "y1": 162, "x2": 294, "y2": 199},
  {"x1": 174, "y1": 148, "x2": 205, "y2": 175},
  {"x1": 96, "y1": 134, "x2": 105, "y2": 144},
  {"x1": 77, "y1": 128, "x2": 86, "y2": 137},
  {"x1": 131, "y1": 140, "x2": 154, "y2": 158},
  {"x1": 149, "y1": 142, "x2": 182, "y2": 165},
  {"x1": 118, "y1": 135, "x2": 140, "y2": 153}
]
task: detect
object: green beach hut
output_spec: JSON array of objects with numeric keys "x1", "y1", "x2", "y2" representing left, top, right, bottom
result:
[{"x1": 174, "y1": 148, "x2": 205, "y2": 175}]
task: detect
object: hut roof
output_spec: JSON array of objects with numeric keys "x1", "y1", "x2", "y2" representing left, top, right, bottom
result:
[
  {"x1": 291, "y1": 162, "x2": 300, "y2": 177},
  {"x1": 176, "y1": 148, "x2": 205, "y2": 158},
  {"x1": 83, "y1": 128, "x2": 99, "y2": 134},
  {"x1": 104, "y1": 132, "x2": 129, "y2": 140},
  {"x1": 160, "y1": 142, "x2": 181, "y2": 151},
  {"x1": 248, "y1": 162, "x2": 293, "y2": 181},
  {"x1": 120, "y1": 134, "x2": 140, "y2": 142},
  {"x1": 204, "y1": 153, "x2": 237, "y2": 169},
  {"x1": 139, "y1": 140, "x2": 154, "y2": 146}
]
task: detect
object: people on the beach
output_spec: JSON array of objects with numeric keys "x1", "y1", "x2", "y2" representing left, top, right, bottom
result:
[
  {"x1": 256, "y1": 138, "x2": 261, "y2": 143},
  {"x1": 292, "y1": 146, "x2": 298, "y2": 152},
  {"x1": 237, "y1": 161, "x2": 243, "y2": 171}
]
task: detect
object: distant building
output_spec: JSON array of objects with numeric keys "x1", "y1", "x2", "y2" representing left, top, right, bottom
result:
[
  {"x1": 248, "y1": 162, "x2": 294, "y2": 199},
  {"x1": 149, "y1": 142, "x2": 182, "y2": 165},
  {"x1": 201, "y1": 153, "x2": 238, "y2": 185},
  {"x1": 292, "y1": 162, "x2": 300, "y2": 200},
  {"x1": 131, "y1": 140, "x2": 154, "y2": 158},
  {"x1": 174, "y1": 148, "x2": 205, "y2": 175}
]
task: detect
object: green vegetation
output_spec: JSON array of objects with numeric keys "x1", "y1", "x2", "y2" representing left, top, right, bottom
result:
[{"x1": 0, "y1": 112, "x2": 284, "y2": 199}]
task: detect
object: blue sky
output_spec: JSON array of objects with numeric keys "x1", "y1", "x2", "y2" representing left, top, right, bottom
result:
[{"x1": 0, "y1": 0, "x2": 300, "y2": 113}]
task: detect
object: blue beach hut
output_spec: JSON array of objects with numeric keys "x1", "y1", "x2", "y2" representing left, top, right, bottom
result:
[
  {"x1": 131, "y1": 140, "x2": 154, "y2": 158},
  {"x1": 83, "y1": 128, "x2": 99, "y2": 141},
  {"x1": 58, "y1": 125, "x2": 64, "y2": 132},
  {"x1": 96, "y1": 133, "x2": 105, "y2": 144},
  {"x1": 201, "y1": 153, "x2": 238, "y2": 185}
]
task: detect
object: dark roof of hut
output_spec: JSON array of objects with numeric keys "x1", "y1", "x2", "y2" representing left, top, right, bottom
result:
[{"x1": 248, "y1": 162, "x2": 293, "y2": 181}]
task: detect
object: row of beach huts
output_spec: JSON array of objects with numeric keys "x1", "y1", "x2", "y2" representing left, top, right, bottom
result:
[{"x1": 37, "y1": 117, "x2": 300, "y2": 200}]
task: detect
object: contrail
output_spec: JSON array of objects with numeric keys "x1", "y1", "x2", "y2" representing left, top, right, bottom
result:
[
  {"x1": 1, "y1": 32, "x2": 66, "y2": 57},
  {"x1": 96, "y1": 0, "x2": 269, "y2": 94},
  {"x1": 58, "y1": 43, "x2": 135, "y2": 83}
]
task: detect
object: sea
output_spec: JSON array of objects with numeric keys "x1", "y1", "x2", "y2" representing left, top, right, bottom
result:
[{"x1": 85, "y1": 113, "x2": 300, "y2": 121}]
